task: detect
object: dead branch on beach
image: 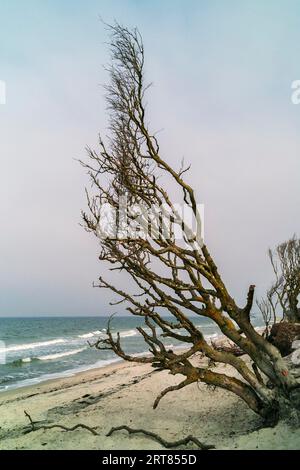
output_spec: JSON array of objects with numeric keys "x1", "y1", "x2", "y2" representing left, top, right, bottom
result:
[
  {"x1": 107, "y1": 425, "x2": 215, "y2": 449},
  {"x1": 24, "y1": 411, "x2": 214, "y2": 449},
  {"x1": 24, "y1": 410, "x2": 99, "y2": 436}
]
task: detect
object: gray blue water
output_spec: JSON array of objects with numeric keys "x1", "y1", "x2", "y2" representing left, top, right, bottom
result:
[{"x1": 0, "y1": 315, "x2": 262, "y2": 392}]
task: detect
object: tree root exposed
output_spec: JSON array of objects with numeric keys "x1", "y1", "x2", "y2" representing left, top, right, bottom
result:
[
  {"x1": 107, "y1": 425, "x2": 215, "y2": 450},
  {"x1": 24, "y1": 411, "x2": 214, "y2": 449}
]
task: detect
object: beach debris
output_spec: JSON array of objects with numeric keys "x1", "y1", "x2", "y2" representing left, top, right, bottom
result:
[
  {"x1": 24, "y1": 410, "x2": 99, "y2": 436},
  {"x1": 24, "y1": 411, "x2": 214, "y2": 450},
  {"x1": 107, "y1": 425, "x2": 214, "y2": 450}
]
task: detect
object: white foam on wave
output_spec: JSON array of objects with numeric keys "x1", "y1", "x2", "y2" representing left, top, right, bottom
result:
[
  {"x1": 196, "y1": 324, "x2": 215, "y2": 330},
  {"x1": 37, "y1": 348, "x2": 86, "y2": 361},
  {"x1": 119, "y1": 329, "x2": 137, "y2": 338},
  {"x1": 0, "y1": 339, "x2": 66, "y2": 354},
  {"x1": 91, "y1": 329, "x2": 138, "y2": 339},
  {"x1": 78, "y1": 330, "x2": 104, "y2": 339},
  {"x1": 1, "y1": 357, "x2": 122, "y2": 392}
]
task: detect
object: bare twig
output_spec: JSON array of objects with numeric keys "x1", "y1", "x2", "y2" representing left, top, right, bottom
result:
[
  {"x1": 153, "y1": 378, "x2": 194, "y2": 409},
  {"x1": 24, "y1": 410, "x2": 37, "y2": 431},
  {"x1": 107, "y1": 425, "x2": 214, "y2": 449},
  {"x1": 24, "y1": 411, "x2": 214, "y2": 450},
  {"x1": 266, "y1": 236, "x2": 300, "y2": 323},
  {"x1": 24, "y1": 411, "x2": 99, "y2": 436}
]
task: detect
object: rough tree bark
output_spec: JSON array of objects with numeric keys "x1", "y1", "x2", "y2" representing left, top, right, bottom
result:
[{"x1": 81, "y1": 23, "x2": 300, "y2": 425}]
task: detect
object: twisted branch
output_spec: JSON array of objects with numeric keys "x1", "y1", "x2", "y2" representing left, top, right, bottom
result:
[{"x1": 107, "y1": 425, "x2": 214, "y2": 450}]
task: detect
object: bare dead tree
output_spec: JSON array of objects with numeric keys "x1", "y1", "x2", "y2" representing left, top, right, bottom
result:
[
  {"x1": 256, "y1": 297, "x2": 276, "y2": 338},
  {"x1": 258, "y1": 237, "x2": 300, "y2": 327},
  {"x1": 24, "y1": 410, "x2": 99, "y2": 436},
  {"x1": 268, "y1": 237, "x2": 300, "y2": 323},
  {"x1": 107, "y1": 426, "x2": 214, "y2": 449},
  {"x1": 82, "y1": 23, "x2": 300, "y2": 424}
]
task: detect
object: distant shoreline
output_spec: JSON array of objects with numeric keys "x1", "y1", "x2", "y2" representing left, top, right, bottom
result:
[{"x1": 0, "y1": 356, "x2": 123, "y2": 394}]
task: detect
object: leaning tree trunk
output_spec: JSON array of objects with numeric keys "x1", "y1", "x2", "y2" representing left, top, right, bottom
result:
[{"x1": 82, "y1": 22, "x2": 300, "y2": 426}]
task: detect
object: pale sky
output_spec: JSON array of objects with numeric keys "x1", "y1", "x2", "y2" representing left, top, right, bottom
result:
[{"x1": 0, "y1": 0, "x2": 300, "y2": 316}]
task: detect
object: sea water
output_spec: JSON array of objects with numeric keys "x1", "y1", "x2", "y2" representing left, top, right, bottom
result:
[{"x1": 0, "y1": 315, "x2": 263, "y2": 392}]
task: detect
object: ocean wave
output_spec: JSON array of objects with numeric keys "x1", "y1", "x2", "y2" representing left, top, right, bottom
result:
[
  {"x1": 119, "y1": 329, "x2": 137, "y2": 338},
  {"x1": 0, "y1": 357, "x2": 122, "y2": 392},
  {"x1": 7, "y1": 348, "x2": 86, "y2": 367},
  {"x1": 205, "y1": 333, "x2": 219, "y2": 340},
  {"x1": 0, "y1": 375, "x2": 17, "y2": 385},
  {"x1": 78, "y1": 330, "x2": 104, "y2": 339},
  {"x1": 0, "y1": 339, "x2": 66, "y2": 354},
  {"x1": 5, "y1": 348, "x2": 86, "y2": 367},
  {"x1": 78, "y1": 329, "x2": 138, "y2": 340},
  {"x1": 37, "y1": 348, "x2": 86, "y2": 361},
  {"x1": 9, "y1": 358, "x2": 35, "y2": 366},
  {"x1": 196, "y1": 324, "x2": 216, "y2": 330}
]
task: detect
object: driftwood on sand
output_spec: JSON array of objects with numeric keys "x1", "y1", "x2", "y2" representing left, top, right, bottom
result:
[{"x1": 24, "y1": 411, "x2": 214, "y2": 450}]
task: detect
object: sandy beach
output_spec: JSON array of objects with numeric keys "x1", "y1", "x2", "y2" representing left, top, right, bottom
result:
[{"x1": 0, "y1": 357, "x2": 299, "y2": 450}]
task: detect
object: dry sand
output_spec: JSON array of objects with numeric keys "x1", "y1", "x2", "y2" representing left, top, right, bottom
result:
[{"x1": 0, "y1": 359, "x2": 299, "y2": 450}]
